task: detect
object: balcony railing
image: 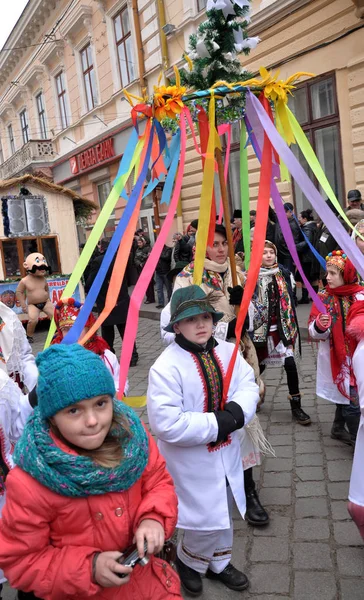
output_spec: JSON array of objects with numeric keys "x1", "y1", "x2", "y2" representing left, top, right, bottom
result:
[{"x1": 0, "y1": 140, "x2": 55, "y2": 180}]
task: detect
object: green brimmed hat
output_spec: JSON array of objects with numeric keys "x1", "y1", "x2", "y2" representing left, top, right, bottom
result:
[{"x1": 164, "y1": 285, "x2": 223, "y2": 332}]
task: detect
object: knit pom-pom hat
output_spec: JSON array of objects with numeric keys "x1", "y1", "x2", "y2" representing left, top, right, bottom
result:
[{"x1": 36, "y1": 344, "x2": 116, "y2": 419}]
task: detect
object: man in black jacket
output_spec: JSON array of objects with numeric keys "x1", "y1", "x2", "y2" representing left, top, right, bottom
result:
[
  {"x1": 85, "y1": 240, "x2": 138, "y2": 366},
  {"x1": 155, "y1": 245, "x2": 172, "y2": 309},
  {"x1": 274, "y1": 202, "x2": 303, "y2": 273}
]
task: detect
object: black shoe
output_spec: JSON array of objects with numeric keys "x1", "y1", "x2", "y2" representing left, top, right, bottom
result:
[
  {"x1": 175, "y1": 556, "x2": 203, "y2": 596},
  {"x1": 144, "y1": 300, "x2": 152, "y2": 304},
  {"x1": 156, "y1": 304, "x2": 164, "y2": 309},
  {"x1": 130, "y1": 358, "x2": 138, "y2": 367},
  {"x1": 206, "y1": 563, "x2": 249, "y2": 591},
  {"x1": 331, "y1": 424, "x2": 353, "y2": 446},
  {"x1": 289, "y1": 395, "x2": 311, "y2": 425},
  {"x1": 245, "y1": 489, "x2": 269, "y2": 526}
]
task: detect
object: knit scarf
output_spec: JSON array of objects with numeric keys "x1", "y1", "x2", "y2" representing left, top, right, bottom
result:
[
  {"x1": 14, "y1": 400, "x2": 148, "y2": 497},
  {"x1": 254, "y1": 264, "x2": 297, "y2": 346}
]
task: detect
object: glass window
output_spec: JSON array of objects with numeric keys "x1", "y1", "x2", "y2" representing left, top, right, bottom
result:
[
  {"x1": 20, "y1": 109, "x2": 30, "y2": 144},
  {"x1": 289, "y1": 74, "x2": 343, "y2": 213},
  {"x1": 8, "y1": 124, "x2": 15, "y2": 154},
  {"x1": 97, "y1": 181, "x2": 115, "y2": 237},
  {"x1": 197, "y1": 0, "x2": 207, "y2": 11},
  {"x1": 22, "y1": 238, "x2": 38, "y2": 257},
  {"x1": 55, "y1": 72, "x2": 69, "y2": 129},
  {"x1": 113, "y1": 8, "x2": 135, "y2": 87},
  {"x1": 36, "y1": 92, "x2": 47, "y2": 138},
  {"x1": 81, "y1": 43, "x2": 97, "y2": 111},
  {"x1": 41, "y1": 237, "x2": 61, "y2": 273},
  {"x1": 1, "y1": 240, "x2": 21, "y2": 277}
]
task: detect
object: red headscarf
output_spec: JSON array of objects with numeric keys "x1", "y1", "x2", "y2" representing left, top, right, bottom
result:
[
  {"x1": 310, "y1": 258, "x2": 364, "y2": 400},
  {"x1": 51, "y1": 298, "x2": 110, "y2": 356}
]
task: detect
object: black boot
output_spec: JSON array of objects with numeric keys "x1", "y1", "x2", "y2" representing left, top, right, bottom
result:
[
  {"x1": 331, "y1": 405, "x2": 352, "y2": 445},
  {"x1": 345, "y1": 413, "x2": 360, "y2": 445},
  {"x1": 289, "y1": 394, "x2": 311, "y2": 425},
  {"x1": 175, "y1": 556, "x2": 203, "y2": 597},
  {"x1": 206, "y1": 563, "x2": 249, "y2": 591},
  {"x1": 244, "y1": 467, "x2": 269, "y2": 526},
  {"x1": 298, "y1": 288, "x2": 310, "y2": 304}
]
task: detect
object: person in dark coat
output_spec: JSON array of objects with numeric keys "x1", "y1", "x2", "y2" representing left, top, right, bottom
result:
[
  {"x1": 296, "y1": 209, "x2": 320, "y2": 304},
  {"x1": 133, "y1": 238, "x2": 155, "y2": 304},
  {"x1": 173, "y1": 233, "x2": 193, "y2": 264},
  {"x1": 85, "y1": 240, "x2": 139, "y2": 366},
  {"x1": 274, "y1": 202, "x2": 303, "y2": 273},
  {"x1": 155, "y1": 245, "x2": 172, "y2": 309}
]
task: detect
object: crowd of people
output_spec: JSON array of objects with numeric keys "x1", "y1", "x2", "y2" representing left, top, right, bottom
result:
[{"x1": 0, "y1": 188, "x2": 364, "y2": 599}]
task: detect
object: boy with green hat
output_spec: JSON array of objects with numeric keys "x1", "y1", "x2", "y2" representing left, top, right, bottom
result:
[{"x1": 147, "y1": 286, "x2": 259, "y2": 596}]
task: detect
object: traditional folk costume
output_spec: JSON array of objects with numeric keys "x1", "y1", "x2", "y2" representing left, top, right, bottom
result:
[
  {"x1": 309, "y1": 252, "x2": 364, "y2": 444},
  {"x1": 148, "y1": 286, "x2": 259, "y2": 596},
  {"x1": 252, "y1": 241, "x2": 311, "y2": 425},
  {"x1": 50, "y1": 298, "x2": 128, "y2": 395},
  {"x1": 173, "y1": 255, "x2": 271, "y2": 527},
  {"x1": 0, "y1": 302, "x2": 37, "y2": 592}
]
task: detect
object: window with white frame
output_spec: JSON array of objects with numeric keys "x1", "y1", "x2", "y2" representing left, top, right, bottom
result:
[
  {"x1": 113, "y1": 7, "x2": 135, "y2": 87},
  {"x1": 97, "y1": 180, "x2": 115, "y2": 238},
  {"x1": 8, "y1": 124, "x2": 15, "y2": 155},
  {"x1": 55, "y1": 71, "x2": 69, "y2": 130},
  {"x1": 81, "y1": 43, "x2": 97, "y2": 111},
  {"x1": 197, "y1": 0, "x2": 207, "y2": 11},
  {"x1": 36, "y1": 92, "x2": 47, "y2": 138},
  {"x1": 0, "y1": 138, "x2": 4, "y2": 164},
  {"x1": 20, "y1": 110, "x2": 30, "y2": 145}
]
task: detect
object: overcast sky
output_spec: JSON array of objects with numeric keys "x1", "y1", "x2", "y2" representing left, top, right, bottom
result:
[{"x1": 0, "y1": 1, "x2": 29, "y2": 51}]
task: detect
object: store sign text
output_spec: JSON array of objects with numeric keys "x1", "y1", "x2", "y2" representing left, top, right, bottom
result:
[{"x1": 69, "y1": 138, "x2": 115, "y2": 174}]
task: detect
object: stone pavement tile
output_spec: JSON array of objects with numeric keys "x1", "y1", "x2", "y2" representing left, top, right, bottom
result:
[
  {"x1": 249, "y1": 564, "x2": 290, "y2": 594},
  {"x1": 270, "y1": 411, "x2": 294, "y2": 423},
  {"x1": 251, "y1": 537, "x2": 289, "y2": 562},
  {"x1": 295, "y1": 481, "x2": 326, "y2": 497},
  {"x1": 296, "y1": 453, "x2": 323, "y2": 467},
  {"x1": 327, "y1": 460, "x2": 352, "y2": 482},
  {"x1": 259, "y1": 488, "x2": 292, "y2": 506},
  {"x1": 333, "y1": 521, "x2": 364, "y2": 546},
  {"x1": 268, "y1": 435, "x2": 292, "y2": 446},
  {"x1": 328, "y1": 482, "x2": 350, "y2": 500},
  {"x1": 296, "y1": 441, "x2": 322, "y2": 454},
  {"x1": 264, "y1": 458, "x2": 293, "y2": 471},
  {"x1": 337, "y1": 547, "x2": 364, "y2": 576},
  {"x1": 293, "y1": 518, "x2": 330, "y2": 540},
  {"x1": 263, "y1": 472, "x2": 292, "y2": 488},
  {"x1": 318, "y1": 412, "x2": 337, "y2": 423},
  {"x1": 322, "y1": 435, "x2": 347, "y2": 447},
  {"x1": 341, "y1": 579, "x2": 364, "y2": 600},
  {"x1": 295, "y1": 466, "x2": 325, "y2": 481},
  {"x1": 293, "y1": 571, "x2": 337, "y2": 600},
  {"x1": 331, "y1": 500, "x2": 351, "y2": 521},
  {"x1": 295, "y1": 497, "x2": 329, "y2": 518},
  {"x1": 293, "y1": 542, "x2": 333, "y2": 570},
  {"x1": 269, "y1": 424, "x2": 294, "y2": 434},
  {"x1": 325, "y1": 445, "x2": 353, "y2": 460},
  {"x1": 294, "y1": 430, "x2": 321, "y2": 441},
  {"x1": 253, "y1": 515, "x2": 290, "y2": 537},
  {"x1": 274, "y1": 446, "x2": 293, "y2": 458}
]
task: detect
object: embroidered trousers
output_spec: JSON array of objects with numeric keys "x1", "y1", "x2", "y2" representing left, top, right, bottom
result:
[{"x1": 177, "y1": 486, "x2": 233, "y2": 574}]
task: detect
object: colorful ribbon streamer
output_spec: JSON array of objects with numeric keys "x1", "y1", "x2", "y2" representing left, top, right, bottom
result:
[
  {"x1": 62, "y1": 122, "x2": 155, "y2": 345},
  {"x1": 222, "y1": 113, "x2": 273, "y2": 407},
  {"x1": 240, "y1": 120, "x2": 251, "y2": 268},
  {"x1": 217, "y1": 123, "x2": 232, "y2": 224},
  {"x1": 197, "y1": 106, "x2": 216, "y2": 247},
  {"x1": 193, "y1": 93, "x2": 219, "y2": 285},
  {"x1": 292, "y1": 214, "x2": 327, "y2": 271},
  {"x1": 248, "y1": 92, "x2": 364, "y2": 281},
  {"x1": 118, "y1": 124, "x2": 185, "y2": 398},
  {"x1": 44, "y1": 128, "x2": 144, "y2": 349}
]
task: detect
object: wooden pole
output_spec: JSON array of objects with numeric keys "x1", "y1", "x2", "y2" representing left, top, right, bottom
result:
[
  {"x1": 152, "y1": 187, "x2": 161, "y2": 239},
  {"x1": 215, "y1": 147, "x2": 238, "y2": 287}
]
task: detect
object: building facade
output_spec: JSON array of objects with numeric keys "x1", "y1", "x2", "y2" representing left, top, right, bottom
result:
[{"x1": 0, "y1": 0, "x2": 363, "y2": 244}]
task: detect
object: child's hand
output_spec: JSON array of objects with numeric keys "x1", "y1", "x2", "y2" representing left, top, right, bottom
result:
[
  {"x1": 316, "y1": 313, "x2": 331, "y2": 331},
  {"x1": 134, "y1": 519, "x2": 165, "y2": 558},
  {"x1": 94, "y1": 551, "x2": 132, "y2": 587}
]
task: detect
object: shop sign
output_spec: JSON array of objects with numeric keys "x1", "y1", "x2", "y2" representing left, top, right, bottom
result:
[
  {"x1": 69, "y1": 138, "x2": 115, "y2": 174},
  {"x1": 0, "y1": 278, "x2": 81, "y2": 315}
]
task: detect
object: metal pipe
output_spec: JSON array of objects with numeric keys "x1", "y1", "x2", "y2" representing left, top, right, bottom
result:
[{"x1": 131, "y1": 0, "x2": 147, "y2": 92}]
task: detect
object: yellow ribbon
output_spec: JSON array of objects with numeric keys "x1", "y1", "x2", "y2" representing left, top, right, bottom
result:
[
  {"x1": 124, "y1": 395, "x2": 147, "y2": 408},
  {"x1": 193, "y1": 91, "x2": 220, "y2": 285},
  {"x1": 275, "y1": 109, "x2": 291, "y2": 182}
]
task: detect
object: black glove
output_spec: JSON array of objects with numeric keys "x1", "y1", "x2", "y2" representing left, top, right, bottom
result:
[
  {"x1": 227, "y1": 314, "x2": 250, "y2": 339},
  {"x1": 28, "y1": 386, "x2": 38, "y2": 408},
  {"x1": 228, "y1": 285, "x2": 244, "y2": 306},
  {"x1": 214, "y1": 401, "x2": 245, "y2": 444}
]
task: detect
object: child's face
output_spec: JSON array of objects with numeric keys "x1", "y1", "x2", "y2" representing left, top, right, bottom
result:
[
  {"x1": 262, "y1": 246, "x2": 276, "y2": 267},
  {"x1": 326, "y1": 266, "x2": 344, "y2": 288},
  {"x1": 52, "y1": 395, "x2": 113, "y2": 450},
  {"x1": 173, "y1": 312, "x2": 213, "y2": 345}
]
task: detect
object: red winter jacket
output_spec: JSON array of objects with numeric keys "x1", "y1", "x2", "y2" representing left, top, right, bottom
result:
[{"x1": 0, "y1": 430, "x2": 180, "y2": 600}]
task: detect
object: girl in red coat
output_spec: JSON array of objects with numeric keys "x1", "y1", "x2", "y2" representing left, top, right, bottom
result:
[{"x1": 0, "y1": 343, "x2": 181, "y2": 600}]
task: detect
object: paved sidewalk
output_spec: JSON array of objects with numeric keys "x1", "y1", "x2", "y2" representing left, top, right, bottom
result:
[{"x1": 3, "y1": 318, "x2": 364, "y2": 599}]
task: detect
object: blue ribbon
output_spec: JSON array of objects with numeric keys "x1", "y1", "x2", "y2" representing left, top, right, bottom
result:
[
  {"x1": 292, "y1": 214, "x2": 326, "y2": 270},
  {"x1": 160, "y1": 130, "x2": 181, "y2": 206},
  {"x1": 62, "y1": 124, "x2": 155, "y2": 345}
]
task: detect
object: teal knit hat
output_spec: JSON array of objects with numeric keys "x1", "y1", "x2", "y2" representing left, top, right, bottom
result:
[{"x1": 36, "y1": 344, "x2": 116, "y2": 419}]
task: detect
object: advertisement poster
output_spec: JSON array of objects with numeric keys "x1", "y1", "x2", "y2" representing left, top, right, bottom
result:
[{"x1": 0, "y1": 277, "x2": 81, "y2": 316}]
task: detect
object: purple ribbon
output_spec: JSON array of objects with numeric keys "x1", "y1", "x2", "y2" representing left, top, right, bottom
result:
[{"x1": 247, "y1": 91, "x2": 364, "y2": 286}]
